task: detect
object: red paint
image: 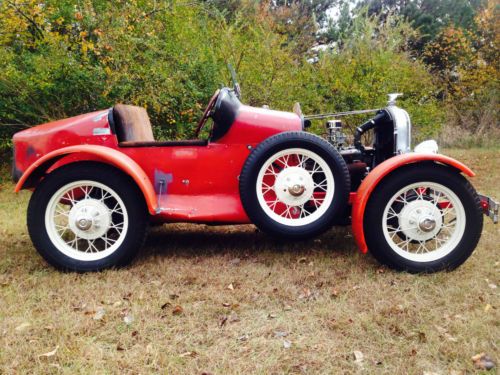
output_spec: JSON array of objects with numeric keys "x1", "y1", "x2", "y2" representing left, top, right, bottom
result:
[
  {"x1": 13, "y1": 103, "x2": 301, "y2": 224},
  {"x1": 351, "y1": 153, "x2": 475, "y2": 254},
  {"x1": 349, "y1": 192, "x2": 357, "y2": 204}
]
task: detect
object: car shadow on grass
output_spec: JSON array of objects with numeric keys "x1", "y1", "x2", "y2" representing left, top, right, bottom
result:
[{"x1": 139, "y1": 223, "x2": 359, "y2": 260}]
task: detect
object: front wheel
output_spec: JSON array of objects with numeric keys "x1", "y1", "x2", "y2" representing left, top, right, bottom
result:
[
  {"x1": 364, "y1": 163, "x2": 483, "y2": 273},
  {"x1": 27, "y1": 162, "x2": 148, "y2": 271}
]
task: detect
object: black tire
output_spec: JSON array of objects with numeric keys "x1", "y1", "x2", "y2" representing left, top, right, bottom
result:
[
  {"x1": 364, "y1": 163, "x2": 483, "y2": 273},
  {"x1": 239, "y1": 131, "x2": 350, "y2": 240},
  {"x1": 27, "y1": 162, "x2": 148, "y2": 272}
]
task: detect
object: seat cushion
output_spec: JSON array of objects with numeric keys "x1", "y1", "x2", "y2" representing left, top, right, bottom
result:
[{"x1": 113, "y1": 104, "x2": 154, "y2": 142}]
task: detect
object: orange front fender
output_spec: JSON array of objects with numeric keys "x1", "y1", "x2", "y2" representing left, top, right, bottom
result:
[
  {"x1": 15, "y1": 145, "x2": 158, "y2": 215},
  {"x1": 351, "y1": 153, "x2": 475, "y2": 253}
]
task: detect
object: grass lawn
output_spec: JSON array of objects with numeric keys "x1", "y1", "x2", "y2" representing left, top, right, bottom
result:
[{"x1": 0, "y1": 148, "x2": 498, "y2": 374}]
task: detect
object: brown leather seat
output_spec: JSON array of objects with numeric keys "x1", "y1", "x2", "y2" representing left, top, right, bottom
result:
[{"x1": 113, "y1": 104, "x2": 155, "y2": 143}]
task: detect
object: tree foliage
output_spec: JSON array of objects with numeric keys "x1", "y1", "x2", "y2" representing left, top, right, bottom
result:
[{"x1": 0, "y1": 0, "x2": 497, "y2": 150}]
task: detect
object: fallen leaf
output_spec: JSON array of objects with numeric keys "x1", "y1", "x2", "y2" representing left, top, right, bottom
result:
[
  {"x1": 222, "y1": 302, "x2": 231, "y2": 307},
  {"x1": 93, "y1": 307, "x2": 105, "y2": 320},
  {"x1": 15, "y1": 322, "x2": 31, "y2": 332},
  {"x1": 179, "y1": 351, "x2": 197, "y2": 358},
  {"x1": 267, "y1": 313, "x2": 277, "y2": 319},
  {"x1": 227, "y1": 283, "x2": 234, "y2": 291},
  {"x1": 298, "y1": 288, "x2": 312, "y2": 300},
  {"x1": 297, "y1": 257, "x2": 307, "y2": 264},
  {"x1": 72, "y1": 303, "x2": 86, "y2": 311},
  {"x1": 38, "y1": 345, "x2": 59, "y2": 358},
  {"x1": 172, "y1": 305, "x2": 184, "y2": 315},
  {"x1": 219, "y1": 315, "x2": 228, "y2": 327},
  {"x1": 353, "y1": 350, "x2": 364, "y2": 365},
  {"x1": 418, "y1": 331, "x2": 427, "y2": 343},
  {"x1": 123, "y1": 314, "x2": 134, "y2": 325},
  {"x1": 434, "y1": 325, "x2": 447, "y2": 334},
  {"x1": 116, "y1": 343, "x2": 125, "y2": 351},
  {"x1": 472, "y1": 353, "x2": 496, "y2": 370},
  {"x1": 444, "y1": 333, "x2": 458, "y2": 342},
  {"x1": 161, "y1": 302, "x2": 172, "y2": 310},
  {"x1": 283, "y1": 340, "x2": 292, "y2": 349}
]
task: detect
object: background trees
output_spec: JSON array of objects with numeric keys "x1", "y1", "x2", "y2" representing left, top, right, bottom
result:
[{"x1": 0, "y1": 0, "x2": 498, "y2": 152}]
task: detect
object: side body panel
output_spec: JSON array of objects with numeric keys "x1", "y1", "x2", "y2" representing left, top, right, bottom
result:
[{"x1": 351, "y1": 153, "x2": 475, "y2": 253}]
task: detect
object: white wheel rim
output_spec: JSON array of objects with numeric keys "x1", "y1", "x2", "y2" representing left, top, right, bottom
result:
[
  {"x1": 45, "y1": 180, "x2": 129, "y2": 261},
  {"x1": 382, "y1": 182, "x2": 466, "y2": 262},
  {"x1": 256, "y1": 148, "x2": 335, "y2": 226}
]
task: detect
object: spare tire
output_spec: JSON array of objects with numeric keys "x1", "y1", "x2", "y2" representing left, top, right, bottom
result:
[{"x1": 239, "y1": 131, "x2": 350, "y2": 240}]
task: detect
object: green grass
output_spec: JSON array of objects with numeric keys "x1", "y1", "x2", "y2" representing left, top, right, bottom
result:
[{"x1": 0, "y1": 149, "x2": 498, "y2": 374}]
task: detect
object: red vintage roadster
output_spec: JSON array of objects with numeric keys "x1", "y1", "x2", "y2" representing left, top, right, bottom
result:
[{"x1": 12, "y1": 68, "x2": 498, "y2": 272}]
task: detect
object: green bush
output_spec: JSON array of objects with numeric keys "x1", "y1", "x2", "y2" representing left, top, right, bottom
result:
[{"x1": 0, "y1": 0, "x2": 444, "y2": 153}]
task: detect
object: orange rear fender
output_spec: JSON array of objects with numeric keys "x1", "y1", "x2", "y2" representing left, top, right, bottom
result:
[{"x1": 14, "y1": 145, "x2": 158, "y2": 215}]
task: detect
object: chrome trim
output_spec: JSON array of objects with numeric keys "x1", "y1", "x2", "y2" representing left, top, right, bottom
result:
[{"x1": 386, "y1": 105, "x2": 411, "y2": 154}]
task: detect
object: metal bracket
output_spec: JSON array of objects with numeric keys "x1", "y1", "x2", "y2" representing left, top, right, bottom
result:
[
  {"x1": 479, "y1": 194, "x2": 499, "y2": 224},
  {"x1": 155, "y1": 179, "x2": 165, "y2": 214}
]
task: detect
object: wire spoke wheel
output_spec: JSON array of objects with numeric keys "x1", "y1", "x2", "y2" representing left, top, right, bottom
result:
[
  {"x1": 382, "y1": 181, "x2": 466, "y2": 263},
  {"x1": 256, "y1": 148, "x2": 335, "y2": 226},
  {"x1": 45, "y1": 180, "x2": 129, "y2": 261}
]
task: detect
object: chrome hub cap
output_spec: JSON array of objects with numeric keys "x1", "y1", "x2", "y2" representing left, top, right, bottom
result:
[
  {"x1": 275, "y1": 166, "x2": 314, "y2": 206},
  {"x1": 398, "y1": 200, "x2": 442, "y2": 242},
  {"x1": 68, "y1": 199, "x2": 111, "y2": 240},
  {"x1": 76, "y1": 217, "x2": 92, "y2": 231},
  {"x1": 419, "y1": 217, "x2": 436, "y2": 232},
  {"x1": 289, "y1": 184, "x2": 305, "y2": 197}
]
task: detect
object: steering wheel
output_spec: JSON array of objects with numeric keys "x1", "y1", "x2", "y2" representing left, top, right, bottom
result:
[{"x1": 194, "y1": 89, "x2": 220, "y2": 138}]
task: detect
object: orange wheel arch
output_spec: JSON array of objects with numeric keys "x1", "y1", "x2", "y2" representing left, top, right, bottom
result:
[
  {"x1": 351, "y1": 153, "x2": 475, "y2": 253},
  {"x1": 14, "y1": 145, "x2": 158, "y2": 215}
]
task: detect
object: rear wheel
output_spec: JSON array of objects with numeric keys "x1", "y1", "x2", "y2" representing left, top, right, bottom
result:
[
  {"x1": 28, "y1": 162, "x2": 148, "y2": 271},
  {"x1": 239, "y1": 132, "x2": 350, "y2": 239},
  {"x1": 364, "y1": 164, "x2": 483, "y2": 273}
]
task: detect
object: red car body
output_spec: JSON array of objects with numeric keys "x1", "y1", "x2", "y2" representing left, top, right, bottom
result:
[
  {"x1": 13, "y1": 105, "x2": 302, "y2": 223},
  {"x1": 12, "y1": 101, "x2": 483, "y2": 255},
  {"x1": 11, "y1": 79, "x2": 498, "y2": 273}
]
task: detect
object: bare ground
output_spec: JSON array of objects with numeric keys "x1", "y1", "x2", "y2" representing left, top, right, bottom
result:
[{"x1": 0, "y1": 148, "x2": 498, "y2": 374}]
